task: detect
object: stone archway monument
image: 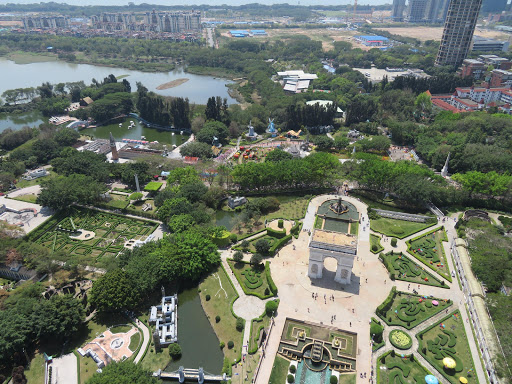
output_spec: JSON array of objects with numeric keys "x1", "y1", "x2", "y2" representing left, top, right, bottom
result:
[{"x1": 308, "y1": 229, "x2": 357, "y2": 285}]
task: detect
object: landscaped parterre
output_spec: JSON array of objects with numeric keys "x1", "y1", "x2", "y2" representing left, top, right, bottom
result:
[
  {"x1": 377, "y1": 288, "x2": 452, "y2": 329},
  {"x1": 377, "y1": 351, "x2": 432, "y2": 384},
  {"x1": 379, "y1": 252, "x2": 448, "y2": 288},
  {"x1": 227, "y1": 259, "x2": 275, "y2": 299},
  {"x1": 407, "y1": 227, "x2": 451, "y2": 282},
  {"x1": 30, "y1": 207, "x2": 159, "y2": 268},
  {"x1": 370, "y1": 216, "x2": 435, "y2": 239},
  {"x1": 417, "y1": 311, "x2": 478, "y2": 384}
]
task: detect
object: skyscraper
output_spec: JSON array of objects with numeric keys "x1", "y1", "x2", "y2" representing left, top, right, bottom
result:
[
  {"x1": 392, "y1": 0, "x2": 406, "y2": 22},
  {"x1": 407, "y1": 0, "x2": 429, "y2": 22},
  {"x1": 435, "y1": 0, "x2": 483, "y2": 67}
]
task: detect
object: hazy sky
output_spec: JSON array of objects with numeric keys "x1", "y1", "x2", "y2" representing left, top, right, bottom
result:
[{"x1": 7, "y1": 0, "x2": 392, "y2": 6}]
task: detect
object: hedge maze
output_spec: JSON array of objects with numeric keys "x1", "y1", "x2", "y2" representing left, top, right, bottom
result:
[
  {"x1": 407, "y1": 227, "x2": 451, "y2": 282},
  {"x1": 377, "y1": 288, "x2": 452, "y2": 329},
  {"x1": 378, "y1": 352, "x2": 431, "y2": 384},
  {"x1": 241, "y1": 269, "x2": 263, "y2": 290},
  {"x1": 227, "y1": 260, "x2": 276, "y2": 299},
  {"x1": 379, "y1": 252, "x2": 448, "y2": 288},
  {"x1": 417, "y1": 311, "x2": 477, "y2": 384},
  {"x1": 32, "y1": 207, "x2": 158, "y2": 267}
]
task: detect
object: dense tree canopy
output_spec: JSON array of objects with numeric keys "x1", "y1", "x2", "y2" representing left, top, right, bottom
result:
[{"x1": 86, "y1": 361, "x2": 159, "y2": 384}]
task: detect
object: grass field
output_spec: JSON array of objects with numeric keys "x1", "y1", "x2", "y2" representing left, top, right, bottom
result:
[
  {"x1": 199, "y1": 266, "x2": 243, "y2": 364},
  {"x1": 10, "y1": 194, "x2": 38, "y2": 203},
  {"x1": 377, "y1": 352, "x2": 431, "y2": 384},
  {"x1": 371, "y1": 216, "x2": 435, "y2": 239},
  {"x1": 129, "y1": 331, "x2": 141, "y2": 352},
  {"x1": 25, "y1": 353, "x2": 45, "y2": 384},
  {"x1": 268, "y1": 355, "x2": 290, "y2": 384},
  {"x1": 407, "y1": 227, "x2": 451, "y2": 282},
  {"x1": 262, "y1": 195, "x2": 311, "y2": 221},
  {"x1": 15, "y1": 170, "x2": 57, "y2": 189},
  {"x1": 417, "y1": 311, "x2": 477, "y2": 384}
]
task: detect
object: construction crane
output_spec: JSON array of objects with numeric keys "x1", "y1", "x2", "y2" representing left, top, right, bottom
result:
[{"x1": 353, "y1": 0, "x2": 357, "y2": 22}]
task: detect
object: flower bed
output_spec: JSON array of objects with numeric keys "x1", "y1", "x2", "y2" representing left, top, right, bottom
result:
[{"x1": 389, "y1": 330, "x2": 412, "y2": 350}]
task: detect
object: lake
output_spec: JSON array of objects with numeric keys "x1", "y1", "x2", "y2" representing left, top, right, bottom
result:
[
  {"x1": 80, "y1": 117, "x2": 188, "y2": 146},
  {"x1": 0, "y1": 57, "x2": 237, "y2": 105},
  {"x1": 0, "y1": 111, "x2": 44, "y2": 133},
  {"x1": 165, "y1": 288, "x2": 223, "y2": 374}
]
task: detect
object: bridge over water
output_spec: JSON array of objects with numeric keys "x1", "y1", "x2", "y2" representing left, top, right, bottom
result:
[{"x1": 154, "y1": 367, "x2": 228, "y2": 383}]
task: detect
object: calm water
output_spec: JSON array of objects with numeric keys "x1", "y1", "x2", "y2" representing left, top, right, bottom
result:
[
  {"x1": 80, "y1": 117, "x2": 188, "y2": 146},
  {"x1": 165, "y1": 288, "x2": 223, "y2": 374},
  {"x1": 214, "y1": 209, "x2": 241, "y2": 231},
  {"x1": 0, "y1": 58, "x2": 236, "y2": 104},
  {"x1": 0, "y1": 111, "x2": 44, "y2": 133}
]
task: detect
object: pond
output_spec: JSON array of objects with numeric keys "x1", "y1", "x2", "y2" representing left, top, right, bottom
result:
[
  {"x1": 213, "y1": 209, "x2": 242, "y2": 231},
  {"x1": 0, "y1": 57, "x2": 237, "y2": 105},
  {"x1": 80, "y1": 117, "x2": 188, "y2": 146},
  {"x1": 0, "y1": 111, "x2": 44, "y2": 133},
  {"x1": 165, "y1": 287, "x2": 223, "y2": 374}
]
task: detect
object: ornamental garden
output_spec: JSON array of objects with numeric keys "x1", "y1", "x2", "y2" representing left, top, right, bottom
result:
[{"x1": 29, "y1": 207, "x2": 159, "y2": 268}]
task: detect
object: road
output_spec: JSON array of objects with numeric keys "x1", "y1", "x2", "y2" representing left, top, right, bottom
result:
[{"x1": 206, "y1": 27, "x2": 215, "y2": 48}]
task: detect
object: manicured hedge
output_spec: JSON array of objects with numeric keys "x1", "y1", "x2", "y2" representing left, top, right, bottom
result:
[
  {"x1": 144, "y1": 181, "x2": 163, "y2": 192},
  {"x1": 265, "y1": 261, "x2": 278, "y2": 295},
  {"x1": 269, "y1": 234, "x2": 292, "y2": 254},
  {"x1": 376, "y1": 287, "x2": 397, "y2": 316},
  {"x1": 266, "y1": 227, "x2": 287, "y2": 239},
  {"x1": 389, "y1": 330, "x2": 412, "y2": 350},
  {"x1": 290, "y1": 221, "x2": 302, "y2": 237}
]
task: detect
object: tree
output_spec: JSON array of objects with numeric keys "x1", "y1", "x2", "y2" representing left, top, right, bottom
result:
[
  {"x1": 168, "y1": 214, "x2": 195, "y2": 233},
  {"x1": 86, "y1": 361, "x2": 159, "y2": 384},
  {"x1": 196, "y1": 121, "x2": 229, "y2": 144},
  {"x1": 266, "y1": 148, "x2": 293, "y2": 162},
  {"x1": 90, "y1": 269, "x2": 138, "y2": 312},
  {"x1": 334, "y1": 136, "x2": 350, "y2": 150},
  {"x1": 51, "y1": 150, "x2": 109, "y2": 181},
  {"x1": 233, "y1": 250, "x2": 244, "y2": 263},
  {"x1": 129, "y1": 192, "x2": 143, "y2": 201},
  {"x1": 415, "y1": 91, "x2": 432, "y2": 118},
  {"x1": 37, "y1": 175, "x2": 104, "y2": 210},
  {"x1": 36, "y1": 295, "x2": 85, "y2": 342},
  {"x1": 157, "y1": 197, "x2": 193, "y2": 223},
  {"x1": 168, "y1": 343, "x2": 182, "y2": 360},
  {"x1": 265, "y1": 300, "x2": 278, "y2": 316},
  {"x1": 177, "y1": 182, "x2": 208, "y2": 203},
  {"x1": 180, "y1": 142, "x2": 213, "y2": 159},
  {"x1": 250, "y1": 253, "x2": 263, "y2": 266},
  {"x1": 254, "y1": 239, "x2": 271, "y2": 254},
  {"x1": 313, "y1": 135, "x2": 333, "y2": 151}
]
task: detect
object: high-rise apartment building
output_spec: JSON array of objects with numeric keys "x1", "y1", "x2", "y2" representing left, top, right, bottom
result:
[
  {"x1": 435, "y1": 0, "x2": 483, "y2": 67},
  {"x1": 392, "y1": 0, "x2": 406, "y2": 22},
  {"x1": 406, "y1": 0, "x2": 429, "y2": 22},
  {"x1": 424, "y1": 0, "x2": 441, "y2": 22}
]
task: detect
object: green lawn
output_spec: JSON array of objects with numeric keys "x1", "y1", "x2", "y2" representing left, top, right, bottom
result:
[
  {"x1": 417, "y1": 311, "x2": 477, "y2": 384},
  {"x1": 370, "y1": 234, "x2": 384, "y2": 253},
  {"x1": 25, "y1": 353, "x2": 45, "y2": 384},
  {"x1": 380, "y1": 252, "x2": 448, "y2": 288},
  {"x1": 199, "y1": 265, "x2": 243, "y2": 364},
  {"x1": 339, "y1": 374, "x2": 357, "y2": 384},
  {"x1": 15, "y1": 170, "x2": 56, "y2": 189},
  {"x1": 11, "y1": 194, "x2": 38, "y2": 203},
  {"x1": 371, "y1": 217, "x2": 435, "y2": 239},
  {"x1": 350, "y1": 221, "x2": 359, "y2": 235},
  {"x1": 129, "y1": 332, "x2": 141, "y2": 352},
  {"x1": 378, "y1": 290, "x2": 452, "y2": 329},
  {"x1": 228, "y1": 260, "x2": 273, "y2": 299},
  {"x1": 140, "y1": 344, "x2": 171, "y2": 372},
  {"x1": 314, "y1": 216, "x2": 323, "y2": 229},
  {"x1": 110, "y1": 324, "x2": 132, "y2": 334},
  {"x1": 129, "y1": 199, "x2": 156, "y2": 212},
  {"x1": 268, "y1": 355, "x2": 290, "y2": 384},
  {"x1": 377, "y1": 352, "x2": 431, "y2": 384},
  {"x1": 407, "y1": 227, "x2": 451, "y2": 282},
  {"x1": 104, "y1": 194, "x2": 129, "y2": 209},
  {"x1": 262, "y1": 195, "x2": 311, "y2": 221}
]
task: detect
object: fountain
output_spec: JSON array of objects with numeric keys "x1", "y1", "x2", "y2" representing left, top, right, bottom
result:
[{"x1": 329, "y1": 197, "x2": 349, "y2": 215}]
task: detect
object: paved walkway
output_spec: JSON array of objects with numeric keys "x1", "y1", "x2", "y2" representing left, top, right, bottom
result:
[
  {"x1": 133, "y1": 319, "x2": 150, "y2": 364},
  {"x1": 51, "y1": 353, "x2": 78, "y2": 384},
  {"x1": 254, "y1": 194, "x2": 487, "y2": 384}
]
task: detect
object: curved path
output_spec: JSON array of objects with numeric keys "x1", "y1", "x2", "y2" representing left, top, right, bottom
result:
[{"x1": 133, "y1": 318, "x2": 150, "y2": 364}]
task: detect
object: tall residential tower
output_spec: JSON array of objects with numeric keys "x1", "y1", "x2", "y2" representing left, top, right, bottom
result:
[
  {"x1": 435, "y1": 0, "x2": 483, "y2": 67},
  {"x1": 392, "y1": 0, "x2": 406, "y2": 22}
]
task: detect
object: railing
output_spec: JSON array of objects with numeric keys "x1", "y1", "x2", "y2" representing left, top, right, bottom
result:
[{"x1": 450, "y1": 241, "x2": 507, "y2": 384}]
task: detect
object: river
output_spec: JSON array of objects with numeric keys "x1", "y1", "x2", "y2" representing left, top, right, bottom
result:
[
  {"x1": 0, "y1": 57, "x2": 237, "y2": 105},
  {"x1": 165, "y1": 288, "x2": 223, "y2": 375}
]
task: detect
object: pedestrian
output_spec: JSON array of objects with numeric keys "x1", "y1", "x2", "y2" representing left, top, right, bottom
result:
[
  {"x1": 366, "y1": 278, "x2": 368, "y2": 283},
  {"x1": 350, "y1": 322, "x2": 352, "y2": 327},
  {"x1": 384, "y1": 280, "x2": 386, "y2": 284},
  {"x1": 308, "y1": 308, "x2": 310, "y2": 313},
  {"x1": 352, "y1": 308, "x2": 354, "y2": 313}
]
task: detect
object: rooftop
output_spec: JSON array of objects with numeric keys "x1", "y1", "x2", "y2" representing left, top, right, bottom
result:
[{"x1": 312, "y1": 229, "x2": 357, "y2": 248}]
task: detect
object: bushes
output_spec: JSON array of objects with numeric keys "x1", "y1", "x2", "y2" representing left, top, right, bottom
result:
[
  {"x1": 168, "y1": 343, "x2": 182, "y2": 360},
  {"x1": 220, "y1": 341, "x2": 225, "y2": 349},
  {"x1": 287, "y1": 374, "x2": 295, "y2": 383},
  {"x1": 391, "y1": 237, "x2": 397, "y2": 247},
  {"x1": 250, "y1": 253, "x2": 263, "y2": 265},
  {"x1": 330, "y1": 376, "x2": 338, "y2": 384},
  {"x1": 236, "y1": 317, "x2": 244, "y2": 331},
  {"x1": 206, "y1": 294, "x2": 211, "y2": 301},
  {"x1": 290, "y1": 221, "x2": 301, "y2": 237},
  {"x1": 229, "y1": 233, "x2": 238, "y2": 243},
  {"x1": 266, "y1": 227, "x2": 287, "y2": 239},
  {"x1": 222, "y1": 357, "x2": 232, "y2": 375},
  {"x1": 227, "y1": 341, "x2": 234, "y2": 349},
  {"x1": 278, "y1": 219, "x2": 284, "y2": 228},
  {"x1": 269, "y1": 234, "x2": 292, "y2": 255},
  {"x1": 265, "y1": 261, "x2": 278, "y2": 295},
  {"x1": 372, "y1": 244, "x2": 378, "y2": 252},
  {"x1": 376, "y1": 287, "x2": 397, "y2": 316},
  {"x1": 289, "y1": 365, "x2": 296, "y2": 374},
  {"x1": 233, "y1": 250, "x2": 244, "y2": 263},
  {"x1": 370, "y1": 318, "x2": 384, "y2": 343},
  {"x1": 215, "y1": 315, "x2": 221, "y2": 323},
  {"x1": 389, "y1": 330, "x2": 412, "y2": 350},
  {"x1": 265, "y1": 300, "x2": 279, "y2": 316},
  {"x1": 254, "y1": 239, "x2": 271, "y2": 254}
]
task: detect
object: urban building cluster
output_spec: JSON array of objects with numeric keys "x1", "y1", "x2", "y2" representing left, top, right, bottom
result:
[
  {"x1": 392, "y1": 0, "x2": 450, "y2": 23},
  {"x1": 460, "y1": 54, "x2": 512, "y2": 83},
  {"x1": 430, "y1": 85, "x2": 512, "y2": 114},
  {"x1": 20, "y1": 10, "x2": 201, "y2": 41}
]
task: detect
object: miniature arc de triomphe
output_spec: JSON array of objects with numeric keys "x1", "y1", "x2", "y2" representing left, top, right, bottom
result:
[{"x1": 307, "y1": 199, "x2": 359, "y2": 285}]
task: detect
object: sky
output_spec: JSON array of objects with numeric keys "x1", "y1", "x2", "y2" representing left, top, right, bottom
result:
[{"x1": 6, "y1": 0, "x2": 392, "y2": 6}]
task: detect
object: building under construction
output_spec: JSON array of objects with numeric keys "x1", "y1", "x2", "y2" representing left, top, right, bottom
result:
[{"x1": 22, "y1": 15, "x2": 68, "y2": 30}]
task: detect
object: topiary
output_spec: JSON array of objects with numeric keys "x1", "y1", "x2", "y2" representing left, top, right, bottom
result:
[
  {"x1": 330, "y1": 375, "x2": 338, "y2": 384},
  {"x1": 236, "y1": 317, "x2": 244, "y2": 331},
  {"x1": 233, "y1": 250, "x2": 244, "y2": 263},
  {"x1": 372, "y1": 244, "x2": 378, "y2": 252},
  {"x1": 228, "y1": 341, "x2": 234, "y2": 349},
  {"x1": 287, "y1": 374, "x2": 295, "y2": 383},
  {"x1": 278, "y1": 219, "x2": 284, "y2": 228},
  {"x1": 265, "y1": 300, "x2": 278, "y2": 316},
  {"x1": 391, "y1": 238, "x2": 397, "y2": 247},
  {"x1": 216, "y1": 315, "x2": 221, "y2": 323},
  {"x1": 168, "y1": 343, "x2": 182, "y2": 360},
  {"x1": 391, "y1": 350, "x2": 395, "y2": 357},
  {"x1": 206, "y1": 294, "x2": 211, "y2": 301},
  {"x1": 229, "y1": 233, "x2": 238, "y2": 243},
  {"x1": 289, "y1": 365, "x2": 296, "y2": 374},
  {"x1": 264, "y1": 288, "x2": 270, "y2": 296}
]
